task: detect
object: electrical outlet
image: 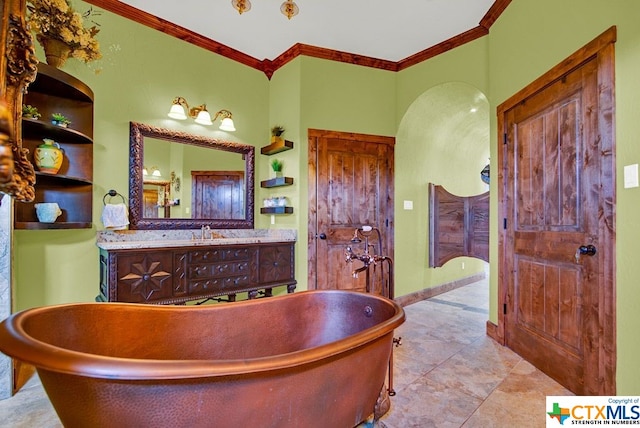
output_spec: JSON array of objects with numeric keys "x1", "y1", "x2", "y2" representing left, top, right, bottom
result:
[
  {"x1": 461, "y1": 262, "x2": 465, "y2": 270},
  {"x1": 270, "y1": 214, "x2": 275, "y2": 225}
]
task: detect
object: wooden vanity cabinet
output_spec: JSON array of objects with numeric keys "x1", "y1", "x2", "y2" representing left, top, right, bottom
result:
[{"x1": 98, "y1": 242, "x2": 296, "y2": 304}]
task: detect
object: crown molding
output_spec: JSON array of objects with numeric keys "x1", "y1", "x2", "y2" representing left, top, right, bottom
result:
[{"x1": 84, "y1": 0, "x2": 511, "y2": 79}]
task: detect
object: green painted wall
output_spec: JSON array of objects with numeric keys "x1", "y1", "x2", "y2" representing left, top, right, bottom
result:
[
  {"x1": 12, "y1": 0, "x2": 640, "y2": 394},
  {"x1": 484, "y1": 0, "x2": 640, "y2": 396},
  {"x1": 14, "y1": 2, "x2": 269, "y2": 308},
  {"x1": 264, "y1": 58, "x2": 303, "y2": 290}
]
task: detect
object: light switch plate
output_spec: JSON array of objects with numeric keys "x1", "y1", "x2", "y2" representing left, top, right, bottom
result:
[
  {"x1": 624, "y1": 164, "x2": 639, "y2": 188},
  {"x1": 403, "y1": 200, "x2": 413, "y2": 210}
]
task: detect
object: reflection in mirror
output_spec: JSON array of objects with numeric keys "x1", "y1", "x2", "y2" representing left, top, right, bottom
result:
[
  {"x1": 129, "y1": 122, "x2": 254, "y2": 229},
  {"x1": 143, "y1": 180, "x2": 171, "y2": 219}
]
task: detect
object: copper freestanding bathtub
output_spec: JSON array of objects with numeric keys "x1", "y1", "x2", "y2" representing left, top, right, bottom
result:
[{"x1": 0, "y1": 290, "x2": 404, "y2": 427}]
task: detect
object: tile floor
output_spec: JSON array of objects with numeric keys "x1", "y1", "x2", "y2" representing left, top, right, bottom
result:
[
  {"x1": 379, "y1": 278, "x2": 573, "y2": 427},
  {"x1": 0, "y1": 278, "x2": 572, "y2": 427}
]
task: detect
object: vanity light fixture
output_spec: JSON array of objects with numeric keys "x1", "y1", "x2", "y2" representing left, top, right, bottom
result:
[
  {"x1": 143, "y1": 166, "x2": 162, "y2": 178},
  {"x1": 167, "y1": 97, "x2": 236, "y2": 131}
]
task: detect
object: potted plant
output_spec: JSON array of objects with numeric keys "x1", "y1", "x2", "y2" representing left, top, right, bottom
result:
[
  {"x1": 51, "y1": 113, "x2": 71, "y2": 128},
  {"x1": 270, "y1": 158, "x2": 283, "y2": 177},
  {"x1": 22, "y1": 104, "x2": 41, "y2": 120},
  {"x1": 271, "y1": 125, "x2": 285, "y2": 143}
]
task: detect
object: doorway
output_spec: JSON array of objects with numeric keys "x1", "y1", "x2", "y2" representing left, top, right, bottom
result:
[
  {"x1": 497, "y1": 27, "x2": 616, "y2": 395},
  {"x1": 394, "y1": 82, "x2": 490, "y2": 298}
]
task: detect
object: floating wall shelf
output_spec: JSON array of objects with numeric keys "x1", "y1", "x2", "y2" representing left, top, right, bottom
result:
[
  {"x1": 260, "y1": 177, "x2": 294, "y2": 188},
  {"x1": 260, "y1": 206, "x2": 293, "y2": 215},
  {"x1": 261, "y1": 139, "x2": 294, "y2": 155}
]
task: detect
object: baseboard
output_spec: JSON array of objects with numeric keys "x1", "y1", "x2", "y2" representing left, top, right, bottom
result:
[
  {"x1": 395, "y1": 272, "x2": 486, "y2": 307},
  {"x1": 486, "y1": 320, "x2": 504, "y2": 345}
]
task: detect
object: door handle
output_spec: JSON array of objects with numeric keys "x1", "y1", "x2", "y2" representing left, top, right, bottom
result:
[
  {"x1": 575, "y1": 244, "x2": 596, "y2": 262},
  {"x1": 318, "y1": 233, "x2": 327, "y2": 240}
]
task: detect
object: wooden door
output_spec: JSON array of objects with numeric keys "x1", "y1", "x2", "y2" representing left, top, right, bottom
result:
[
  {"x1": 498, "y1": 28, "x2": 616, "y2": 395},
  {"x1": 428, "y1": 183, "x2": 489, "y2": 267},
  {"x1": 308, "y1": 130, "x2": 394, "y2": 293},
  {"x1": 192, "y1": 171, "x2": 244, "y2": 219}
]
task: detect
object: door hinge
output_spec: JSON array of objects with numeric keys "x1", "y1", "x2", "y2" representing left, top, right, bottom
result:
[
  {"x1": 503, "y1": 303, "x2": 507, "y2": 315},
  {"x1": 503, "y1": 218, "x2": 507, "y2": 229}
]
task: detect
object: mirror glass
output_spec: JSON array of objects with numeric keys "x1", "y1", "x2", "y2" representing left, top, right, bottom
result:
[{"x1": 129, "y1": 122, "x2": 254, "y2": 229}]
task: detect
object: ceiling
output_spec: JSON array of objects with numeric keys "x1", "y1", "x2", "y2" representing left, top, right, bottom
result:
[{"x1": 87, "y1": 0, "x2": 509, "y2": 76}]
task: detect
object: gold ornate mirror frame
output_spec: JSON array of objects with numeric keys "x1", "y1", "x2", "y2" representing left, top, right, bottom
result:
[{"x1": 1, "y1": 0, "x2": 38, "y2": 202}]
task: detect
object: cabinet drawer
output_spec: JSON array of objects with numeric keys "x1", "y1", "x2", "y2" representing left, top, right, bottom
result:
[
  {"x1": 189, "y1": 248, "x2": 251, "y2": 263},
  {"x1": 189, "y1": 261, "x2": 250, "y2": 279},
  {"x1": 189, "y1": 275, "x2": 252, "y2": 294}
]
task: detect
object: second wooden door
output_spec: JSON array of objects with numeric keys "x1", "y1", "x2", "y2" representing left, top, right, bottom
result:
[{"x1": 308, "y1": 129, "x2": 395, "y2": 293}]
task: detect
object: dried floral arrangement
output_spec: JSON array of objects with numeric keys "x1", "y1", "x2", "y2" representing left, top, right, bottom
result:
[{"x1": 26, "y1": 0, "x2": 102, "y2": 63}]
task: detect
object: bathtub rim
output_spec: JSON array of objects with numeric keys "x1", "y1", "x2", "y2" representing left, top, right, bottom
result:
[{"x1": 0, "y1": 290, "x2": 405, "y2": 380}]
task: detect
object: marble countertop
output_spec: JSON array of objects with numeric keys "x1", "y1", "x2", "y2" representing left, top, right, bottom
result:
[{"x1": 96, "y1": 229, "x2": 297, "y2": 250}]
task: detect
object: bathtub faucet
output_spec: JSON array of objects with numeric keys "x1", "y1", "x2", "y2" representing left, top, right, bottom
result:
[
  {"x1": 345, "y1": 246, "x2": 374, "y2": 265},
  {"x1": 352, "y1": 264, "x2": 368, "y2": 278}
]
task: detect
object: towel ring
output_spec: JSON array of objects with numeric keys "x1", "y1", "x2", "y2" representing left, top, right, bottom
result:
[{"x1": 103, "y1": 189, "x2": 126, "y2": 206}]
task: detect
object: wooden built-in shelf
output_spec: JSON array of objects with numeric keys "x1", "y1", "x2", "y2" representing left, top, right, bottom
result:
[
  {"x1": 22, "y1": 118, "x2": 93, "y2": 144},
  {"x1": 260, "y1": 139, "x2": 294, "y2": 155},
  {"x1": 16, "y1": 62, "x2": 94, "y2": 230},
  {"x1": 260, "y1": 176, "x2": 294, "y2": 188},
  {"x1": 260, "y1": 206, "x2": 293, "y2": 214},
  {"x1": 15, "y1": 221, "x2": 93, "y2": 230},
  {"x1": 35, "y1": 172, "x2": 93, "y2": 185}
]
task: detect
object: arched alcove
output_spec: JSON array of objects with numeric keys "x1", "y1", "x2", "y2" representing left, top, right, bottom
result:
[{"x1": 394, "y1": 82, "x2": 490, "y2": 297}]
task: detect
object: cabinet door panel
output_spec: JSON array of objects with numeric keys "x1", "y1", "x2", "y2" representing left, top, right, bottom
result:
[
  {"x1": 259, "y1": 244, "x2": 294, "y2": 284},
  {"x1": 116, "y1": 252, "x2": 173, "y2": 303}
]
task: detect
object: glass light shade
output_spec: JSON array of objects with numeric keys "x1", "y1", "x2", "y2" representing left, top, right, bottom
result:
[
  {"x1": 219, "y1": 117, "x2": 236, "y2": 132},
  {"x1": 168, "y1": 103, "x2": 187, "y2": 120},
  {"x1": 152, "y1": 168, "x2": 162, "y2": 177},
  {"x1": 194, "y1": 110, "x2": 213, "y2": 125},
  {"x1": 142, "y1": 167, "x2": 148, "y2": 176},
  {"x1": 232, "y1": 0, "x2": 251, "y2": 14},
  {"x1": 280, "y1": 0, "x2": 299, "y2": 19}
]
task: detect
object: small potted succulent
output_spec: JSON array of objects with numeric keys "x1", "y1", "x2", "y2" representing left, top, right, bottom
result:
[
  {"x1": 271, "y1": 125, "x2": 285, "y2": 143},
  {"x1": 51, "y1": 113, "x2": 71, "y2": 128},
  {"x1": 270, "y1": 158, "x2": 283, "y2": 177},
  {"x1": 22, "y1": 104, "x2": 41, "y2": 120}
]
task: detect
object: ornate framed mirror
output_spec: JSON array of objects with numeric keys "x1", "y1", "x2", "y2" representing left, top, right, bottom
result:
[{"x1": 129, "y1": 122, "x2": 254, "y2": 229}]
